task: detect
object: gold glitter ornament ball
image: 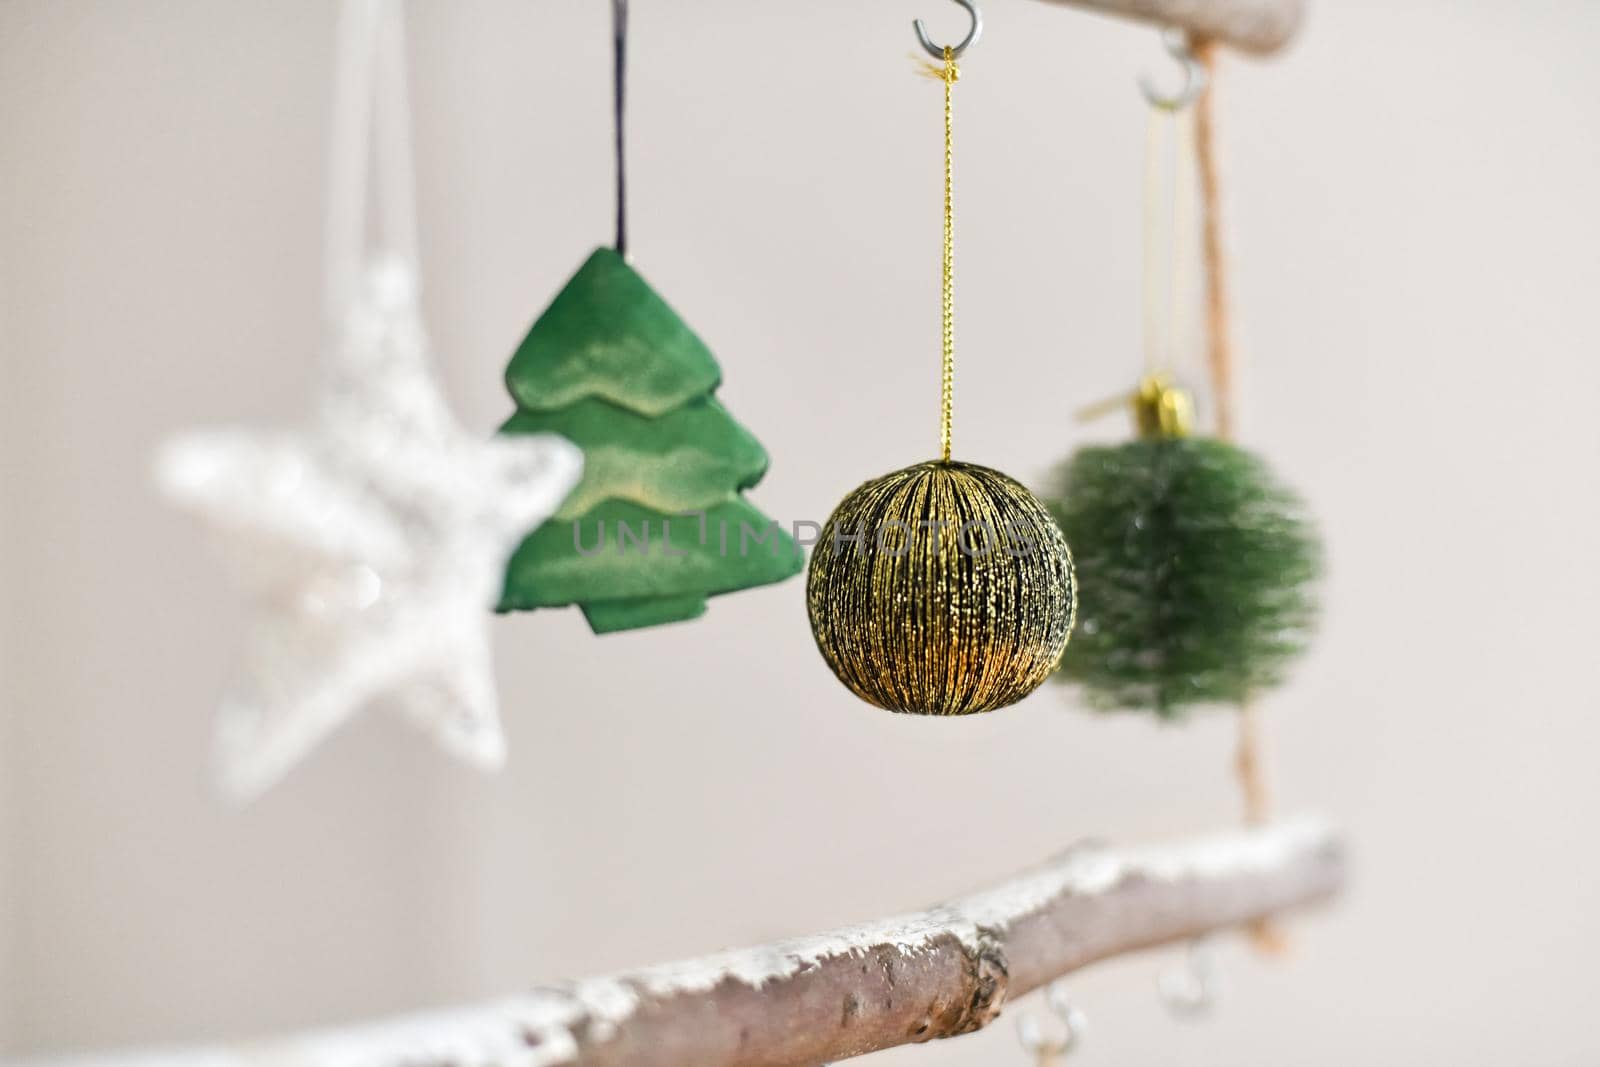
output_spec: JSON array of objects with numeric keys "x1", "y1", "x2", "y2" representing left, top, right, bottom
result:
[{"x1": 807, "y1": 461, "x2": 1077, "y2": 716}]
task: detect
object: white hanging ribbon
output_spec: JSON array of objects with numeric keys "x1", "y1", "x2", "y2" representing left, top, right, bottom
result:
[{"x1": 324, "y1": 0, "x2": 420, "y2": 318}]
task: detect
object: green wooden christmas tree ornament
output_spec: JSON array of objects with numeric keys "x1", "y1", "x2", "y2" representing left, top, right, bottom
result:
[
  {"x1": 498, "y1": 248, "x2": 801, "y2": 633},
  {"x1": 1043, "y1": 375, "x2": 1322, "y2": 718}
]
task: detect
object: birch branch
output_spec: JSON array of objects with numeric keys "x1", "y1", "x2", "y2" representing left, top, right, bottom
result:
[
  {"x1": 64, "y1": 819, "x2": 1343, "y2": 1067},
  {"x1": 1030, "y1": 0, "x2": 1307, "y2": 54}
]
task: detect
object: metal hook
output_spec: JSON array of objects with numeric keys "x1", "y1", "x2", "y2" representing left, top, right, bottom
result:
[
  {"x1": 1016, "y1": 983, "x2": 1086, "y2": 1062},
  {"x1": 913, "y1": 0, "x2": 982, "y2": 60},
  {"x1": 1158, "y1": 938, "x2": 1222, "y2": 1019},
  {"x1": 1139, "y1": 27, "x2": 1207, "y2": 110}
]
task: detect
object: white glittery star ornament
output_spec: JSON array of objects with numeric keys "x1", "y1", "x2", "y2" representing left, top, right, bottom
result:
[
  {"x1": 155, "y1": 0, "x2": 581, "y2": 799},
  {"x1": 158, "y1": 260, "x2": 581, "y2": 799}
]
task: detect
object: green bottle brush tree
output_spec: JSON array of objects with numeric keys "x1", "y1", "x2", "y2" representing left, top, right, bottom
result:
[{"x1": 1043, "y1": 376, "x2": 1322, "y2": 717}]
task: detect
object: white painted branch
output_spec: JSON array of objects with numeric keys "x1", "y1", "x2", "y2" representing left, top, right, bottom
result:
[
  {"x1": 1031, "y1": 0, "x2": 1307, "y2": 55},
  {"x1": 57, "y1": 819, "x2": 1342, "y2": 1067}
]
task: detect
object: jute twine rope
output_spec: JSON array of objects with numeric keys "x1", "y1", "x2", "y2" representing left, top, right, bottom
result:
[{"x1": 1192, "y1": 38, "x2": 1287, "y2": 954}]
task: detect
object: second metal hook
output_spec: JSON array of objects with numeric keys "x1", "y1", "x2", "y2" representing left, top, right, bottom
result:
[
  {"x1": 914, "y1": 0, "x2": 983, "y2": 60},
  {"x1": 1158, "y1": 938, "x2": 1223, "y2": 1019},
  {"x1": 1016, "y1": 983, "x2": 1086, "y2": 1061},
  {"x1": 1140, "y1": 27, "x2": 1208, "y2": 110}
]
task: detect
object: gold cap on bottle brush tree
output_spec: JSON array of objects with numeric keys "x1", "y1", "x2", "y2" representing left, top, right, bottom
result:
[
  {"x1": 1133, "y1": 373, "x2": 1195, "y2": 439},
  {"x1": 807, "y1": 16, "x2": 1076, "y2": 715}
]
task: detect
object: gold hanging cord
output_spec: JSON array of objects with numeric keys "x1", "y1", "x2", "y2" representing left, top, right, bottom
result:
[{"x1": 914, "y1": 0, "x2": 982, "y2": 462}]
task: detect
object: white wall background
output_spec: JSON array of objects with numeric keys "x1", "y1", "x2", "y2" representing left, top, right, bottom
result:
[{"x1": 4, "y1": 1, "x2": 1599, "y2": 1063}]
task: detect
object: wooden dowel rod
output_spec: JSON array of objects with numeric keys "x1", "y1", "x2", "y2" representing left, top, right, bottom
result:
[
  {"x1": 1029, "y1": 0, "x2": 1307, "y2": 55},
  {"x1": 55, "y1": 820, "x2": 1344, "y2": 1067}
]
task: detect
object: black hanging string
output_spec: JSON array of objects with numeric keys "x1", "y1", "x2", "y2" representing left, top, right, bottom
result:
[{"x1": 612, "y1": 0, "x2": 629, "y2": 256}]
